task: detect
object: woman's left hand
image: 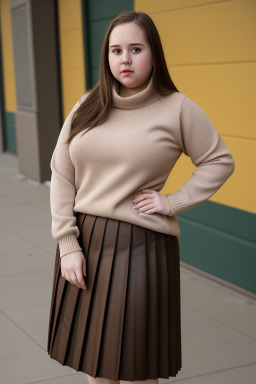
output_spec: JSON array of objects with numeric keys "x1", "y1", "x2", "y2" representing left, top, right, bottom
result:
[{"x1": 132, "y1": 189, "x2": 171, "y2": 216}]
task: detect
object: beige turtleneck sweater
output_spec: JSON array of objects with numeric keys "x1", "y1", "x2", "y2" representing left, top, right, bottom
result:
[{"x1": 50, "y1": 75, "x2": 235, "y2": 257}]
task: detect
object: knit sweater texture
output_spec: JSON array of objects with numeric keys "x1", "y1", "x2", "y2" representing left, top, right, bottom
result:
[{"x1": 50, "y1": 75, "x2": 235, "y2": 257}]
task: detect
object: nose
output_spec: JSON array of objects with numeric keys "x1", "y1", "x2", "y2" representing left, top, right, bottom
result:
[{"x1": 122, "y1": 51, "x2": 132, "y2": 64}]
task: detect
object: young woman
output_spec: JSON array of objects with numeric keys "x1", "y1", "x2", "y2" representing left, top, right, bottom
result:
[{"x1": 47, "y1": 10, "x2": 235, "y2": 384}]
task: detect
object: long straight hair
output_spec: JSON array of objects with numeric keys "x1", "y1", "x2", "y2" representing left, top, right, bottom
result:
[{"x1": 66, "y1": 11, "x2": 179, "y2": 144}]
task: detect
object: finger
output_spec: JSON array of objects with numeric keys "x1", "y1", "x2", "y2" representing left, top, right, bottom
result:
[
  {"x1": 70, "y1": 271, "x2": 80, "y2": 287},
  {"x1": 76, "y1": 269, "x2": 86, "y2": 290},
  {"x1": 133, "y1": 194, "x2": 154, "y2": 204},
  {"x1": 134, "y1": 196, "x2": 155, "y2": 208},
  {"x1": 138, "y1": 202, "x2": 156, "y2": 213},
  {"x1": 64, "y1": 270, "x2": 72, "y2": 284},
  {"x1": 144, "y1": 207, "x2": 156, "y2": 214},
  {"x1": 82, "y1": 259, "x2": 86, "y2": 277},
  {"x1": 61, "y1": 271, "x2": 66, "y2": 281}
]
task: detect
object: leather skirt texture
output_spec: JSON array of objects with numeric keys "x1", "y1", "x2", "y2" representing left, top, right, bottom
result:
[{"x1": 47, "y1": 213, "x2": 182, "y2": 380}]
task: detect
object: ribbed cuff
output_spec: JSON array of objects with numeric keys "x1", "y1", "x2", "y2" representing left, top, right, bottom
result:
[
  {"x1": 58, "y1": 234, "x2": 82, "y2": 258},
  {"x1": 167, "y1": 190, "x2": 189, "y2": 216}
]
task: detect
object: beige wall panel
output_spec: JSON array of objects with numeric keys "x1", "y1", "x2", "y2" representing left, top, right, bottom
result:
[
  {"x1": 135, "y1": 0, "x2": 229, "y2": 13},
  {"x1": 170, "y1": 63, "x2": 256, "y2": 139},
  {"x1": 2, "y1": 72, "x2": 16, "y2": 111},
  {"x1": 58, "y1": 0, "x2": 82, "y2": 30},
  {"x1": 62, "y1": 69, "x2": 85, "y2": 118},
  {"x1": 211, "y1": 137, "x2": 256, "y2": 213},
  {"x1": 0, "y1": 0, "x2": 16, "y2": 112},
  {"x1": 60, "y1": 30, "x2": 85, "y2": 70},
  {"x1": 2, "y1": 34, "x2": 13, "y2": 65},
  {"x1": 161, "y1": 137, "x2": 256, "y2": 214},
  {"x1": 58, "y1": 0, "x2": 85, "y2": 119},
  {"x1": 149, "y1": 0, "x2": 256, "y2": 65},
  {"x1": 160, "y1": 153, "x2": 196, "y2": 195}
]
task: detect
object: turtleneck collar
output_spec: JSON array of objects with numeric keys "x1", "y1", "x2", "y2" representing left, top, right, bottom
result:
[{"x1": 112, "y1": 74, "x2": 161, "y2": 110}]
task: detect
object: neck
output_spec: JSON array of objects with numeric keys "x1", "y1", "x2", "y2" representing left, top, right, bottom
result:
[
  {"x1": 119, "y1": 78, "x2": 151, "y2": 98},
  {"x1": 112, "y1": 74, "x2": 161, "y2": 110}
]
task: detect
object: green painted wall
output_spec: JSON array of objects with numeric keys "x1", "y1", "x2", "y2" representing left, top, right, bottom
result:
[
  {"x1": 3, "y1": 111, "x2": 16, "y2": 153},
  {"x1": 82, "y1": 0, "x2": 134, "y2": 89},
  {"x1": 178, "y1": 202, "x2": 256, "y2": 293},
  {"x1": 0, "y1": 0, "x2": 17, "y2": 154}
]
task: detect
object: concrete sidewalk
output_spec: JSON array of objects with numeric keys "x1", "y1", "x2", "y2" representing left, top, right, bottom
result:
[{"x1": 0, "y1": 152, "x2": 255, "y2": 384}]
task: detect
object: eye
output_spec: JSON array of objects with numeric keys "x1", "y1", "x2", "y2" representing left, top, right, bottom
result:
[
  {"x1": 132, "y1": 47, "x2": 141, "y2": 53},
  {"x1": 113, "y1": 49, "x2": 121, "y2": 54}
]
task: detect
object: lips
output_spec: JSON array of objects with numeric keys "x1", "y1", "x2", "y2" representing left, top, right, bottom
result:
[{"x1": 121, "y1": 69, "x2": 133, "y2": 73}]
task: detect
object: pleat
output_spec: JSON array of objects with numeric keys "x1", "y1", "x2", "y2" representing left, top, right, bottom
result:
[
  {"x1": 51, "y1": 282, "x2": 81, "y2": 363},
  {"x1": 155, "y1": 231, "x2": 170, "y2": 377},
  {"x1": 78, "y1": 213, "x2": 97, "y2": 257},
  {"x1": 145, "y1": 229, "x2": 159, "y2": 379},
  {"x1": 96, "y1": 220, "x2": 132, "y2": 380},
  {"x1": 66, "y1": 214, "x2": 97, "y2": 368},
  {"x1": 165, "y1": 235, "x2": 182, "y2": 373},
  {"x1": 118, "y1": 224, "x2": 148, "y2": 381},
  {"x1": 47, "y1": 242, "x2": 61, "y2": 353},
  {"x1": 48, "y1": 213, "x2": 87, "y2": 358},
  {"x1": 72, "y1": 215, "x2": 106, "y2": 371},
  {"x1": 175, "y1": 238, "x2": 182, "y2": 369},
  {"x1": 48, "y1": 256, "x2": 67, "y2": 357},
  {"x1": 80, "y1": 217, "x2": 120, "y2": 376},
  {"x1": 77, "y1": 212, "x2": 86, "y2": 231}
]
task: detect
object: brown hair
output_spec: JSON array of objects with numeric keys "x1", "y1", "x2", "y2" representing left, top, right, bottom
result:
[{"x1": 66, "y1": 10, "x2": 179, "y2": 144}]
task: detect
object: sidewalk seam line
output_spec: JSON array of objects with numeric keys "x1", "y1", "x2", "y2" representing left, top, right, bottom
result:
[{"x1": 0, "y1": 309, "x2": 46, "y2": 352}]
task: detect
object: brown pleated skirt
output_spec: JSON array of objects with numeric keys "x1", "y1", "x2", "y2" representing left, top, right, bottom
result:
[{"x1": 47, "y1": 213, "x2": 182, "y2": 381}]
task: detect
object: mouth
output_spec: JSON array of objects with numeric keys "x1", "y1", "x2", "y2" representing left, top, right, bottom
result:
[{"x1": 121, "y1": 69, "x2": 133, "y2": 74}]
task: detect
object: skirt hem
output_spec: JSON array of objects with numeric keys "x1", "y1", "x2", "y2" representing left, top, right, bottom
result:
[{"x1": 48, "y1": 353, "x2": 182, "y2": 381}]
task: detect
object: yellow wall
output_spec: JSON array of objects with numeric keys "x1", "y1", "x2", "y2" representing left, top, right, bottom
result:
[
  {"x1": 58, "y1": 0, "x2": 86, "y2": 118},
  {"x1": 135, "y1": 0, "x2": 256, "y2": 214},
  {"x1": 0, "y1": 0, "x2": 16, "y2": 112}
]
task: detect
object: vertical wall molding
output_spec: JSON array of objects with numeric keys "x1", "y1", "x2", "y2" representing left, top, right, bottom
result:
[{"x1": 10, "y1": 0, "x2": 61, "y2": 181}]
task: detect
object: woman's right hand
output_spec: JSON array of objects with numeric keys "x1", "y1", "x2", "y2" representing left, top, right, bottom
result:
[{"x1": 60, "y1": 250, "x2": 87, "y2": 290}]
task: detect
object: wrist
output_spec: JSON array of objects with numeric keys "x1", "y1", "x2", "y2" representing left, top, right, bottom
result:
[
  {"x1": 58, "y1": 234, "x2": 82, "y2": 257},
  {"x1": 165, "y1": 195, "x2": 174, "y2": 216}
]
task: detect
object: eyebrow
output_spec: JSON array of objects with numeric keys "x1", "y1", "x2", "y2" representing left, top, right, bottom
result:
[{"x1": 109, "y1": 43, "x2": 145, "y2": 48}]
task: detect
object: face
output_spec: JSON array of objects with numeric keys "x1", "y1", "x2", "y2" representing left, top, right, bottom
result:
[{"x1": 108, "y1": 23, "x2": 153, "y2": 97}]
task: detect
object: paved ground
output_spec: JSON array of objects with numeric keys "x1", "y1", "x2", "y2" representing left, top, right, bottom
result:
[{"x1": 0, "y1": 151, "x2": 256, "y2": 384}]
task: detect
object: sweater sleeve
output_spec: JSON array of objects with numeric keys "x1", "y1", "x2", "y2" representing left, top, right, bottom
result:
[
  {"x1": 166, "y1": 96, "x2": 235, "y2": 216},
  {"x1": 50, "y1": 96, "x2": 85, "y2": 257}
]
